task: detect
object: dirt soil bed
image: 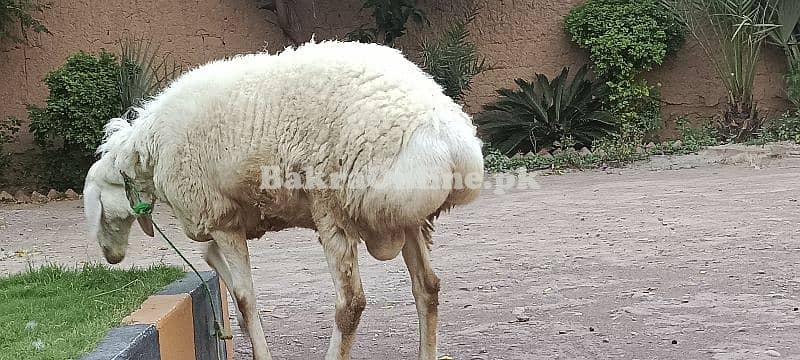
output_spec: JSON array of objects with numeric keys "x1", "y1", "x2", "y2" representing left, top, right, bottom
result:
[{"x1": 1, "y1": 156, "x2": 799, "y2": 360}]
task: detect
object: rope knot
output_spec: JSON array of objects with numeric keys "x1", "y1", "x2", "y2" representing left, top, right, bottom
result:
[{"x1": 132, "y1": 201, "x2": 153, "y2": 216}]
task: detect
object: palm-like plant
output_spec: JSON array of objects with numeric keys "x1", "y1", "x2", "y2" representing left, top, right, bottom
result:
[
  {"x1": 766, "y1": 0, "x2": 800, "y2": 62},
  {"x1": 117, "y1": 36, "x2": 182, "y2": 119},
  {"x1": 765, "y1": 0, "x2": 800, "y2": 105},
  {"x1": 663, "y1": 0, "x2": 778, "y2": 141},
  {"x1": 475, "y1": 65, "x2": 615, "y2": 156},
  {"x1": 420, "y1": 4, "x2": 489, "y2": 102}
]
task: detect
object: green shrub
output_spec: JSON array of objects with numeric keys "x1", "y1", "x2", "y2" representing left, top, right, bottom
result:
[
  {"x1": 607, "y1": 79, "x2": 662, "y2": 144},
  {"x1": 345, "y1": 0, "x2": 427, "y2": 46},
  {"x1": 0, "y1": 117, "x2": 20, "y2": 180},
  {"x1": 787, "y1": 62, "x2": 800, "y2": 106},
  {"x1": 565, "y1": 0, "x2": 684, "y2": 145},
  {"x1": 420, "y1": 5, "x2": 488, "y2": 102},
  {"x1": 564, "y1": 0, "x2": 683, "y2": 77},
  {"x1": 636, "y1": 84, "x2": 663, "y2": 141},
  {"x1": 475, "y1": 65, "x2": 614, "y2": 156},
  {"x1": 28, "y1": 50, "x2": 123, "y2": 189},
  {"x1": 483, "y1": 147, "x2": 512, "y2": 173},
  {"x1": 0, "y1": 0, "x2": 49, "y2": 44},
  {"x1": 344, "y1": 27, "x2": 377, "y2": 43},
  {"x1": 674, "y1": 116, "x2": 719, "y2": 152},
  {"x1": 759, "y1": 110, "x2": 800, "y2": 144}
]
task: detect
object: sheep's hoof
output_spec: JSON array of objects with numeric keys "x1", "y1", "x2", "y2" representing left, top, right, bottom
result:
[{"x1": 215, "y1": 322, "x2": 234, "y2": 340}]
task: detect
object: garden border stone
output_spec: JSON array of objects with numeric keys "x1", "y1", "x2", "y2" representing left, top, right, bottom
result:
[{"x1": 80, "y1": 271, "x2": 233, "y2": 360}]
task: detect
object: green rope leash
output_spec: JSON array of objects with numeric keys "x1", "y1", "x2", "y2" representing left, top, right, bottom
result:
[{"x1": 121, "y1": 172, "x2": 232, "y2": 360}]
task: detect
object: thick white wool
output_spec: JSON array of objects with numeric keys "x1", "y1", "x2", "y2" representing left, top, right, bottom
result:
[{"x1": 92, "y1": 40, "x2": 484, "y2": 241}]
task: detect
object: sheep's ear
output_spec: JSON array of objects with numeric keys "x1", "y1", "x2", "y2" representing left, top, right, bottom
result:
[
  {"x1": 83, "y1": 184, "x2": 103, "y2": 240},
  {"x1": 136, "y1": 193, "x2": 156, "y2": 237},
  {"x1": 137, "y1": 215, "x2": 155, "y2": 237},
  {"x1": 119, "y1": 170, "x2": 155, "y2": 237}
]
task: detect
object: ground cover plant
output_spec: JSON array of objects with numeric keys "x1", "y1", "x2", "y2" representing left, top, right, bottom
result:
[
  {"x1": 758, "y1": 109, "x2": 800, "y2": 144},
  {"x1": 0, "y1": 264, "x2": 184, "y2": 360},
  {"x1": 483, "y1": 117, "x2": 719, "y2": 173}
]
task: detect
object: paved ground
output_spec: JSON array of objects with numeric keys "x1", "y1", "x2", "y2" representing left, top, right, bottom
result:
[{"x1": 1, "y1": 155, "x2": 799, "y2": 360}]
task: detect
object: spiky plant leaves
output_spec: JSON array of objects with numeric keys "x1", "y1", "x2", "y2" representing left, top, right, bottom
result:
[
  {"x1": 117, "y1": 36, "x2": 182, "y2": 117},
  {"x1": 420, "y1": 4, "x2": 489, "y2": 102},
  {"x1": 475, "y1": 65, "x2": 614, "y2": 156},
  {"x1": 663, "y1": 0, "x2": 778, "y2": 141}
]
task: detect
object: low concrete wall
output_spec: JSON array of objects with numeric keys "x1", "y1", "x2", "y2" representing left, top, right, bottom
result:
[{"x1": 81, "y1": 271, "x2": 233, "y2": 360}]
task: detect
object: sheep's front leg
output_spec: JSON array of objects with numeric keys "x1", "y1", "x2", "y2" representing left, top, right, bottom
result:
[
  {"x1": 210, "y1": 231, "x2": 273, "y2": 360},
  {"x1": 204, "y1": 241, "x2": 247, "y2": 336},
  {"x1": 402, "y1": 227, "x2": 441, "y2": 360},
  {"x1": 317, "y1": 215, "x2": 366, "y2": 360}
]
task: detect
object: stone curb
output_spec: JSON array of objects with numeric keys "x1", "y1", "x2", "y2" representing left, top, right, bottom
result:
[
  {"x1": 0, "y1": 188, "x2": 81, "y2": 204},
  {"x1": 81, "y1": 271, "x2": 233, "y2": 360}
]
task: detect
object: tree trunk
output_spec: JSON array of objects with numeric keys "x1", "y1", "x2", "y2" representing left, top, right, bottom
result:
[{"x1": 721, "y1": 100, "x2": 760, "y2": 142}]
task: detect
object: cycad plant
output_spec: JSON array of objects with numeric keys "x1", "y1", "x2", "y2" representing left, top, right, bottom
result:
[
  {"x1": 117, "y1": 36, "x2": 182, "y2": 119},
  {"x1": 475, "y1": 65, "x2": 615, "y2": 156},
  {"x1": 664, "y1": 0, "x2": 777, "y2": 141}
]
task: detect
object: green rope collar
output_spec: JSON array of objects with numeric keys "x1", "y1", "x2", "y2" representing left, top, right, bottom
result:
[{"x1": 131, "y1": 201, "x2": 153, "y2": 216}]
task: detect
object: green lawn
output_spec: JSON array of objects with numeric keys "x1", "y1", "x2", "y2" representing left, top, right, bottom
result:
[{"x1": 0, "y1": 264, "x2": 185, "y2": 360}]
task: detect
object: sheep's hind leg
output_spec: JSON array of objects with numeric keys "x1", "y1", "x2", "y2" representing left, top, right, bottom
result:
[
  {"x1": 211, "y1": 231, "x2": 273, "y2": 360},
  {"x1": 402, "y1": 226, "x2": 441, "y2": 360},
  {"x1": 316, "y1": 213, "x2": 366, "y2": 360}
]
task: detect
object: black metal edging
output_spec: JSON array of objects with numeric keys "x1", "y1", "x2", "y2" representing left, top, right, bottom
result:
[
  {"x1": 80, "y1": 271, "x2": 227, "y2": 360},
  {"x1": 158, "y1": 271, "x2": 229, "y2": 360},
  {"x1": 81, "y1": 324, "x2": 161, "y2": 360}
]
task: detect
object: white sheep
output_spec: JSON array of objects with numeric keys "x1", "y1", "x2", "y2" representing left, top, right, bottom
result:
[{"x1": 83, "y1": 40, "x2": 484, "y2": 360}]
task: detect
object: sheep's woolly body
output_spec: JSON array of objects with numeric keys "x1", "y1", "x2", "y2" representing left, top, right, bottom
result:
[
  {"x1": 88, "y1": 40, "x2": 484, "y2": 359},
  {"x1": 98, "y1": 40, "x2": 483, "y2": 246}
]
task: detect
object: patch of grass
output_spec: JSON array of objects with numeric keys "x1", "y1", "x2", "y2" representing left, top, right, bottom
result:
[{"x1": 0, "y1": 263, "x2": 185, "y2": 360}]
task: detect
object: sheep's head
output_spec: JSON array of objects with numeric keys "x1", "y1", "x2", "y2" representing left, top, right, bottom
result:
[{"x1": 83, "y1": 156, "x2": 154, "y2": 264}]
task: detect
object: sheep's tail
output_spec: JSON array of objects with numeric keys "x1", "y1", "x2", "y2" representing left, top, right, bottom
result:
[
  {"x1": 355, "y1": 106, "x2": 484, "y2": 229},
  {"x1": 440, "y1": 109, "x2": 484, "y2": 208}
]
